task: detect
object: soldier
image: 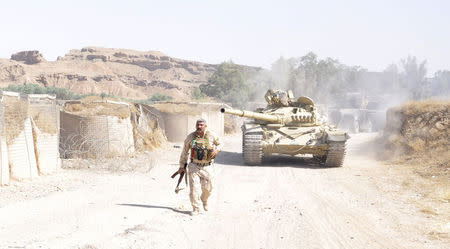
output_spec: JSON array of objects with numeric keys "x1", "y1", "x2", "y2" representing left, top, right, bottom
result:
[
  {"x1": 178, "y1": 118, "x2": 222, "y2": 216},
  {"x1": 264, "y1": 89, "x2": 293, "y2": 107}
]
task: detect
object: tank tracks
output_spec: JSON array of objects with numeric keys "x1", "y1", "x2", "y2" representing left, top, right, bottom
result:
[
  {"x1": 242, "y1": 132, "x2": 263, "y2": 165},
  {"x1": 323, "y1": 141, "x2": 346, "y2": 167}
]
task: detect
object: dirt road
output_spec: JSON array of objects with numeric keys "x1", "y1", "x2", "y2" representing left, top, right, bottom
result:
[{"x1": 0, "y1": 133, "x2": 448, "y2": 248}]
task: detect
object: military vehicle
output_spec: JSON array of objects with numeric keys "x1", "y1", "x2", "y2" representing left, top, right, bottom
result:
[
  {"x1": 220, "y1": 89, "x2": 349, "y2": 167},
  {"x1": 327, "y1": 92, "x2": 373, "y2": 133}
]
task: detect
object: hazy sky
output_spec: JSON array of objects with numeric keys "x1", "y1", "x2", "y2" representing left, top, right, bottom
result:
[{"x1": 0, "y1": 0, "x2": 449, "y2": 74}]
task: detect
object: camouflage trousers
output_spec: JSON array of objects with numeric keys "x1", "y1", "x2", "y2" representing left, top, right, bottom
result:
[{"x1": 188, "y1": 162, "x2": 214, "y2": 210}]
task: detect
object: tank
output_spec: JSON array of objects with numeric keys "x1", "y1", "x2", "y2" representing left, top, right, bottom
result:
[{"x1": 220, "y1": 89, "x2": 349, "y2": 167}]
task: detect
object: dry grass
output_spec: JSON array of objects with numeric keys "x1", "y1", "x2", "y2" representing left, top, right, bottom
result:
[
  {"x1": 4, "y1": 99, "x2": 29, "y2": 145},
  {"x1": 133, "y1": 116, "x2": 167, "y2": 151},
  {"x1": 400, "y1": 99, "x2": 449, "y2": 116},
  {"x1": 30, "y1": 110, "x2": 57, "y2": 134},
  {"x1": 65, "y1": 103, "x2": 83, "y2": 112},
  {"x1": 63, "y1": 96, "x2": 131, "y2": 119},
  {"x1": 384, "y1": 99, "x2": 449, "y2": 166}
]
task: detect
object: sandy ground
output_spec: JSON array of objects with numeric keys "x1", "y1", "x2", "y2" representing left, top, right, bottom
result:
[{"x1": 0, "y1": 133, "x2": 448, "y2": 249}]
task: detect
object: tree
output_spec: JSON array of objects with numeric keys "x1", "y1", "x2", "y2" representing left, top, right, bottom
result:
[
  {"x1": 286, "y1": 52, "x2": 365, "y2": 104},
  {"x1": 146, "y1": 93, "x2": 173, "y2": 102},
  {"x1": 200, "y1": 62, "x2": 250, "y2": 107},
  {"x1": 431, "y1": 70, "x2": 450, "y2": 97},
  {"x1": 270, "y1": 56, "x2": 295, "y2": 89},
  {"x1": 400, "y1": 56, "x2": 427, "y2": 100}
]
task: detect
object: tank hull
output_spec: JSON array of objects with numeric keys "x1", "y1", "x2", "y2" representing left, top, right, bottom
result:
[{"x1": 242, "y1": 122, "x2": 347, "y2": 167}]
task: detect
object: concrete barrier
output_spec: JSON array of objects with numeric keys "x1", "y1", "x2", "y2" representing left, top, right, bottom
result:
[
  {"x1": 150, "y1": 102, "x2": 225, "y2": 142},
  {"x1": 0, "y1": 94, "x2": 9, "y2": 185},
  {"x1": 29, "y1": 94, "x2": 60, "y2": 175}
]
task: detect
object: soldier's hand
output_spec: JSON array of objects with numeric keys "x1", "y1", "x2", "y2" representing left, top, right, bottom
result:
[
  {"x1": 210, "y1": 149, "x2": 219, "y2": 159},
  {"x1": 178, "y1": 167, "x2": 186, "y2": 174}
]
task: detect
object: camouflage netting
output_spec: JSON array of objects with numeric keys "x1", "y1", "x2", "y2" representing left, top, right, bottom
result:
[{"x1": 384, "y1": 100, "x2": 449, "y2": 169}]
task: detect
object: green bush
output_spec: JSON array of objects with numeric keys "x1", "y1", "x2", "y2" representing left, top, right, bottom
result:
[
  {"x1": 192, "y1": 87, "x2": 207, "y2": 100},
  {"x1": 145, "y1": 93, "x2": 173, "y2": 103},
  {"x1": 2, "y1": 84, "x2": 88, "y2": 100},
  {"x1": 200, "y1": 62, "x2": 251, "y2": 107}
]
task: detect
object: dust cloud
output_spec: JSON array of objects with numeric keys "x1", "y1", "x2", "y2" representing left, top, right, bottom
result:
[{"x1": 244, "y1": 53, "x2": 450, "y2": 130}]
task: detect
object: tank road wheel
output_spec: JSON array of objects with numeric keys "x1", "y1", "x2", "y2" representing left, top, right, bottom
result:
[
  {"x1": 324, "y1": 141, "x2": 346, "y2": 167},
  {"x1": 313, "y1": 155, "x2": 327, "y2": 163},
  {"x1": 242, "y1": 132, "x2": 263, "y2": 165}
]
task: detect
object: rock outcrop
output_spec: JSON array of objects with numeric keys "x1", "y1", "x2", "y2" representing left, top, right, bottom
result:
[
  {"x1": 0, "y1": 48, "x2": 216, "y2": 100},
  {"x1": 383, "y1": 100, "x2": 449, "y2": 168},
  {"x1": 0, "y1": 47, "x2": 260, "y2": 100},
  {"x1": 11, "y1": 51, "x2": 46, "y2": 64}
]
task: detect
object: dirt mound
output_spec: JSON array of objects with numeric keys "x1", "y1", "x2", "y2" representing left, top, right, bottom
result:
[
  {"x1": 384, "y1": 100, "x2": 449, "y2": 165},
  {"x1": 383, "y1": 100, "x2": 449, "y2": 192}
]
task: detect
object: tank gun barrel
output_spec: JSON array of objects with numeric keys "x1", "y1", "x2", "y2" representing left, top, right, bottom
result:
[{"x1": 220, "y1": 108, "x2": 281, "y2": 123}]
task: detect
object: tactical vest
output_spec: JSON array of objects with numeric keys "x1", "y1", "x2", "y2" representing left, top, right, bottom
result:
[{"x1": 191, "y1": 131, "x2": 212, "y2": 162}]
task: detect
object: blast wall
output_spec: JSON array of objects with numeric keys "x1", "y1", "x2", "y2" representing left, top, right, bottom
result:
[
  {"x1": 2, "y1": 92, "x2": 37, "y2": 181},
  {"x1": 0, "y1": 96, "x2": 8, "y2": 185},
  {"x1": 29, "y1": 94, "x2": 60, "y2": 174},
  {"x1": 151, "y1": 102, "x2": 224, "y2": 142},
  {"x1": 0, "y1": 92, "x2": 61, "y2": 183},
  {"x1": 60, "y1": 111, "x2": 135, "y2": 158}
]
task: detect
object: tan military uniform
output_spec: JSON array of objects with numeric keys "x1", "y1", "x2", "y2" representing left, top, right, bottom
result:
[{"x1": 179, "y1": 130, "x2": 222, "y2": 212}]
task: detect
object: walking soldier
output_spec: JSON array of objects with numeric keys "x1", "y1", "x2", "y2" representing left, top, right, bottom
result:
[{"x1": 177, "y1": 118, "x2": 222, "y2": 216}]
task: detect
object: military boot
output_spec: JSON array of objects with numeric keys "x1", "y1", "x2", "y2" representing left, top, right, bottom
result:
[{"x1": 190, "y1": 207, "x2": 200, "y2": 216}]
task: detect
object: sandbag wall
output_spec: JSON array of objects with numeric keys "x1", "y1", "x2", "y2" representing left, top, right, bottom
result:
[{"x1": 60, "y1": 102, "x2": 135, "y2": 158}]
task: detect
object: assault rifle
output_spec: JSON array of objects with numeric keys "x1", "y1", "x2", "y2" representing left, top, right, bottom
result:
[{"x1": 171, "y1": 163, "x2": 188, "y2": 194}]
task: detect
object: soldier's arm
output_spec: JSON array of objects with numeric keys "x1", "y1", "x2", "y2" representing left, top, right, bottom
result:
[
  {"x1": 210, "y1": 132, "x2": 223, "y2": 159},
  {"x1": 179, "y1": 134, "x2": 192, "y2": 169},
  {"x1": 213, "y1": 136, "x2": 223, "y2": 152}
]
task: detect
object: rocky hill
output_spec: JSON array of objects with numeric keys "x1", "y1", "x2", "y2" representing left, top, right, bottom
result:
[{"x1": 0, "y1": 47, "x2": 221, "y2": 100}]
